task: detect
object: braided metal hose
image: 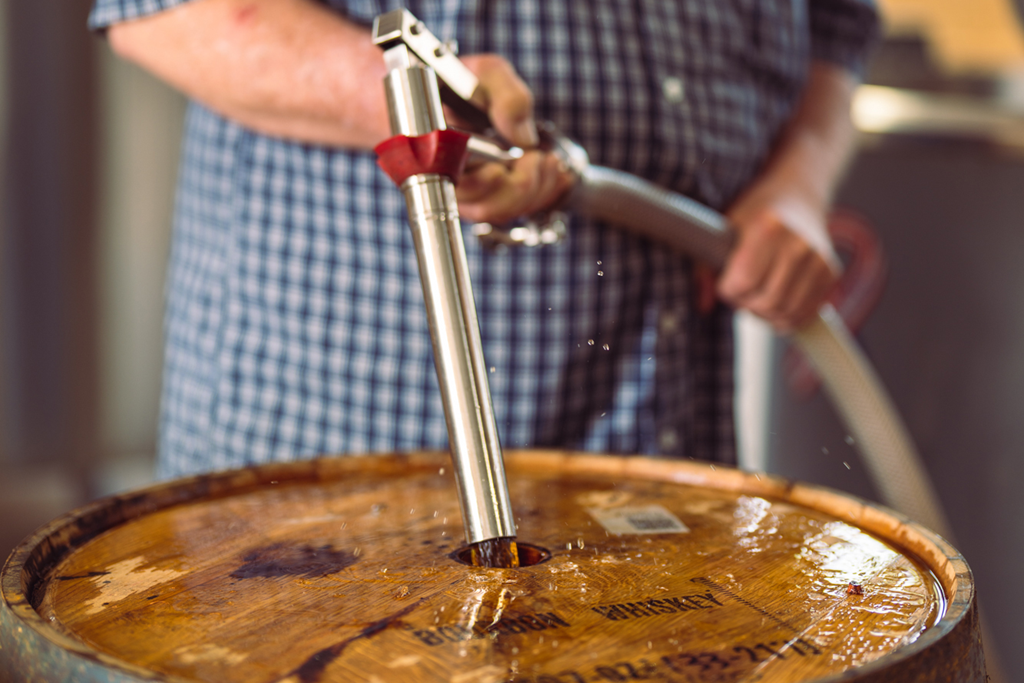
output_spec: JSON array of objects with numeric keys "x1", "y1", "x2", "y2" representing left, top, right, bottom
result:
[{"x1": 567, "y1": 165, "x2": 952, "y2": 539}]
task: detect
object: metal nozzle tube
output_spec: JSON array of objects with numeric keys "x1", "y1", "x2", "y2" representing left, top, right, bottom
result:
[
  {"x1": 381, "y1": 47, "x2": 516, "y2": 546},
  {"x1": 401, "y1": 175, "x2": 515, "y2": 544},
  {"x1": 383, "y1": 60, "x2": 447, "y2": 137}
]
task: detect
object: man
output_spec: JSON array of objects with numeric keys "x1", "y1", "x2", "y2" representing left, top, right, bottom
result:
[{"x1": 90, "y1": 0, "x2": 877, "y2": 477}]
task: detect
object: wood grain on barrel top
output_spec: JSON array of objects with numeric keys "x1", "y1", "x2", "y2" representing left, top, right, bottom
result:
[{"x1": 3, "y1": 451, "x2": 984, "y2": 683}]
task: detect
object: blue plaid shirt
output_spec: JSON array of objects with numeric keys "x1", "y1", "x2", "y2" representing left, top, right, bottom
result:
[{"x1": 90, "y1": 0, "x2": 877, "y2": 478}]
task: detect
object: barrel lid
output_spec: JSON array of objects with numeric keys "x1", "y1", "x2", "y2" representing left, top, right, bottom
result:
[{"x1": 1, "y1": 451, "x2": 981, "y2": 682}]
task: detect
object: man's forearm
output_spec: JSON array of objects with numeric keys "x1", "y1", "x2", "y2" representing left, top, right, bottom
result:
[
  {"x1": 745, "y1": 61, "x2": 858, "y2": 216},
  {"x1": 108, "y1": 0, "x2": 391, "y2": 148}
]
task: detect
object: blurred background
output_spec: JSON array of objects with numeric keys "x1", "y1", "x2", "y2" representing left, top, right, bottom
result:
[{"x1": 2, "y1": 0, "x2": 1024, "y2": 679}]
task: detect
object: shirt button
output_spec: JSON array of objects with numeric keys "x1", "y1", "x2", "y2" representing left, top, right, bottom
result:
[
  {"x1": 662, "y1": 76, "x2": 685, "y2": 103},
  {"x1": 660, "y1": 312, "x2": 679, "y2": 334},
  {"x1": 659, "y1": 428, "x2": 679, "y2": 451}
]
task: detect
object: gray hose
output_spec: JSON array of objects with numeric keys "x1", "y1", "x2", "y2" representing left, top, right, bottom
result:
[
  {"x1": 566, "y1": 166, "x2": 736, "y2": 269},
  {"x1": 567, "y1": 165, "x2": 952, "y2": 539}
]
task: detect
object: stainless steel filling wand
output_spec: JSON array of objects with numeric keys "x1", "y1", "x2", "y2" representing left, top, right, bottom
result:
[{"x1": 372, "y1": 14, "x2": 518, "y2": 568}]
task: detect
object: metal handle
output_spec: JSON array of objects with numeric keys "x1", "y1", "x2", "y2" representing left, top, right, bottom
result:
[{"x1": 374, "y1": 9, "x2": 493, "y2": 134}]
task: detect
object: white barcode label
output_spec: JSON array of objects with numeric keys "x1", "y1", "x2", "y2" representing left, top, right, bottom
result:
[{"x1": 586, "y1": 505, "x2": 690, "y2": 535}]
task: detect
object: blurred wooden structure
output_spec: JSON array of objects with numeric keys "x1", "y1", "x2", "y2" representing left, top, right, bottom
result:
[{"x1": 879, "y1": 0, "x2": 1024, "y2": 72}]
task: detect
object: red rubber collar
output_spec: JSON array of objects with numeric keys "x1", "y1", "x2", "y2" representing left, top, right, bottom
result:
[{"x1": 375, "y1": 129, "x2": 471, "y2": 186}]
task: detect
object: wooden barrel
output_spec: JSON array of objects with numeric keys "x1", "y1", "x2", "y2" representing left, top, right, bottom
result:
[{"x1": 1, "y1": 451, "x2": 985, "y2": 682}]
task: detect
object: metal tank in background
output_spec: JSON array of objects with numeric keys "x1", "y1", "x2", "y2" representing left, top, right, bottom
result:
[{"x1": 764, "y1": 38, "x2": 1024, "y2": 683}]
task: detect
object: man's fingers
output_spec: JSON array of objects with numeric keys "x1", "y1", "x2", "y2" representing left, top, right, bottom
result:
[
  {"x1": 777, "y1": 252, "x2": 835, "y2": 324},
  {"x1": 739, "y1": 248, "x2": 832, "y2": 330},
  {"x1": 456, "y1": 153, "x2": 544, "y2": 224},
  {"x1": 535, "y1": 154, "x2": 571, "y2": 206},
  {"x1": 717, "y1": 214, "x2": 781, "y2": 303},
  {"x1": 456, "y1": 152, "x2": 572, "y2": 225},
  {"x1": 718, "y1": 207, "x2": 839, "y2": 330},
  {"x1": 489, "y1": 84, "x2": 537, "y2": 148},
  {"x1": 455, "y1": 162, "x2": 507, "y2": 204},
  {"x1": 461, "y1": 54, "x2": 537, "y2": 148}
]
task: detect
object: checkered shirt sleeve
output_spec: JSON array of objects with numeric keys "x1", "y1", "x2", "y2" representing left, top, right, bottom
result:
[
  {"x1": 89, "y1": 0, "x2": 195, "y2": 29},
  {"x1": 810, "y1": 0, "x2": 880, "y2": 75}
]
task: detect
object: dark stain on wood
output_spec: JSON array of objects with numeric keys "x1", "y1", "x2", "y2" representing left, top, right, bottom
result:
[
  {"x1": 290, "y1": 598, "x2": 427, "y2": 683},
  {"x1": 230, "y1": 543, "x2": 357, "y2": 580},
  {"x1": 54, "y1": 571, "x2": 110, "y2": 581}
]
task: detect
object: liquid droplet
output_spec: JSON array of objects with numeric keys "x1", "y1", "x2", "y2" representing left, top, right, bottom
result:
[
  {"x1": 587, "y1": 339, "x2": 595, "y2": 346},
  {"x1": 597, "y1": 260, "x2": 603, "y2": 265},
  {"x1": 439, "y1": 467, "x2": 445, "y2": 475},
  {"x1": 845, "y1": 435, "x2": 856, "y2": 446},
  {"x1": 843, "y1": 461, "x2": 851, "y2": 470},
  {"x1": 597, "y1": 270, "x2": 604, "y2": 276},
  {"x1": 577, "y1": 538, "x2": 585, "y2": 549},
  {"x1": 602, "y1": 343, "x2": 610, "y2": 351},
  {"x1": 489, "y1": 366, "x2": 496, "y2": 373},
  {"x1": 822, "y1": 447, "x2": 830, "y2": 455}
]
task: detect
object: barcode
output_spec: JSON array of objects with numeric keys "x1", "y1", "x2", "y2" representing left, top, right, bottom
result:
[
  {"x1": 586, "y1": 504, "x2": 690, "y2": 535},
  {"x1": 626, "y1": 514, "x2": 681, "y2": 531}
]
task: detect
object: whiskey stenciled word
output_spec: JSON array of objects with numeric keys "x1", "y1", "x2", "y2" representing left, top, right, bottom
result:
[{"x1": 0, "y1": 452, "x2": 985, "y2": 683}]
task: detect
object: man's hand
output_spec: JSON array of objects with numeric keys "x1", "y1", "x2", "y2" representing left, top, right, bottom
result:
[
  {"x1": 712, "y1": 62, "x2": 857, "y2": 332},
  {"x1": 718, "y1": 185, "x2": 839, "y2": 331},
  {"x1": 453, "y1": 55, "x2": 575, "y2": 225}
]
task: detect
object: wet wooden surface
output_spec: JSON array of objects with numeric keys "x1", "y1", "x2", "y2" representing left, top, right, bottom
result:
[{"x1": 9, "y1": 451, "x2": 979, "y2": 682}]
